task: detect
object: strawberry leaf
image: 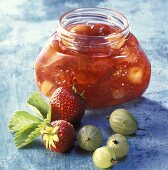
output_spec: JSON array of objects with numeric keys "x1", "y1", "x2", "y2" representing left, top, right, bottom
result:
[
  {"x1": 8, "y1": 111, "x2": 42, "y2": 132},
  {"x1": 14, "y1": 123, "x2": 41, "y2": 148},
  {"x1": 27, "y1": 91, "x2": 50, "y2": 119}
]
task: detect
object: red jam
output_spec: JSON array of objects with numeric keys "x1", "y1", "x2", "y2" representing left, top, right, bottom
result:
[{"x1": 35, "y1": 9, "x2": 151, "y2": 109}]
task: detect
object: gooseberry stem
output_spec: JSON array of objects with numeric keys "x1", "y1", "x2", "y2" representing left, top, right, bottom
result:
[
  {"x1": 111, "y1": 159, "x2": 118, "y2": 165},
  {"x1": 106, "y1": 115, "x2": 110, "y2": 119},
  {"x1": 137, "y1": 128, "x2": 152, "y2": 137},
  {"x1": 137, "y1": 128, "x2": 147, "y2": 131}
]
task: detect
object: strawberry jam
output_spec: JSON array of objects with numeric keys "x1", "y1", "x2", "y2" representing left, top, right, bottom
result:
[{"x1": 35, "y1": 8, "x2": 151, "y2": 109}]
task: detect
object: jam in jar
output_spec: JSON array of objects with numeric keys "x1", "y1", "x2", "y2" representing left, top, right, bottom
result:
[{"x1": 35, "y1": 8, "x2": 151, "y2": 109}]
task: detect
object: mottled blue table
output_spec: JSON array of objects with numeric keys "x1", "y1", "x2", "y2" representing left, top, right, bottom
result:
[{"x1": 0, "y1": 0, "x2": 168, "y2": 170}]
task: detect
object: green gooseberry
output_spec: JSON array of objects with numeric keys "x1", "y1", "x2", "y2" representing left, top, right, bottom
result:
[
  {"x1": 109, "y1": 109, "x2": 138, "y2": 135},
  {"x1": 93, "y1": 146, "x2": 117, "y2": 169},
  {"x1": 77, "y1": 125, "x2": 102, "y2": 151},
  {"x1": 106, "y1": 134, "x2": 129, "y2": 159}
]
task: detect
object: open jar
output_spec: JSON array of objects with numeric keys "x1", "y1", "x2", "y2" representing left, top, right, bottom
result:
[{"x1": 35, "y1": 8, "x2": 151, "y2": 109}]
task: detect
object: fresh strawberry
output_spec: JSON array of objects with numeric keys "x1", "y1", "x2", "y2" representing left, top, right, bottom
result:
[
  {"x1": 41, "y1": 120, "x2": 76, "y2": 153},
  {"x1": 50, "y1": 87, "x2": 86, "y2": 125}
]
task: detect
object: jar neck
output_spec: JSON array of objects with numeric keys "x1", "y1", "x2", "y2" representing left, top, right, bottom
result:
[{"x1": 57, "y1": 8, "x2": 130, "y2": 52}]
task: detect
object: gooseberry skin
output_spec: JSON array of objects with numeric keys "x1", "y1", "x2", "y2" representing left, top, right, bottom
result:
[
  {"x1": 93, "y1": 146, "x2": 116, "y2": 169},
  {"x1": 77, "y1": 125, "x2": 102, "y2": 151},
  {"x1": 106, "y1": 134, "x2": 129, "y2": 159},
  {"x1": 109, "y1": 109, "x2": 138, "y2": 135}
]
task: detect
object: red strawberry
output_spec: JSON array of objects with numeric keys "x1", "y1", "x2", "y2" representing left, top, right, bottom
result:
[
  {"x1": 41, "y1": 120, "x2": 76, "y2": 153},
  {"x1": 50, "y1": 87, "x2": 86, "y2": 125}
]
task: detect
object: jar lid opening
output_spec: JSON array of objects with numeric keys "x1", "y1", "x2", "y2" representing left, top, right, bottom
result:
[{"x1": 57, "y1": 8, "x2": 130, "y2": 51}]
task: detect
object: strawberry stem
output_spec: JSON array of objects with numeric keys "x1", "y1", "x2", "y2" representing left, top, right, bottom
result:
[{"x1": 72, "y1": 85, "x2": 86, "y2": 99}]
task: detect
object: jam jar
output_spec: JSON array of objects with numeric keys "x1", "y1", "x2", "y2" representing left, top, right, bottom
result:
[{"x1": 35, "y1": 8, "x2": 151, "y2": 109}]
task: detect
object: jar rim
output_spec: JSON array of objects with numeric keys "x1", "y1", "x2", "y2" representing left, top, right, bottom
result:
[{"x1": 58, "y1": 7, "x2": 130, "y2": 39}]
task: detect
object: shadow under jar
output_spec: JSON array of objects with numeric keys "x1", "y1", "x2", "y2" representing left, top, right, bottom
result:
[{"x1": 35, "y1": 8, "x2": 151, "y2": 109}]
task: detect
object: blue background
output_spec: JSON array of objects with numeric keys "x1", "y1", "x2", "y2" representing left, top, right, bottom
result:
[{"x1": 0, "y1": 0, "x2": 168, "y2": 169}]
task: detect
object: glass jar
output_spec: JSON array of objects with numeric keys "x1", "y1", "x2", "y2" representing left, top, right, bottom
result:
[{"x1": 35, "y1": 8, "x2": 151, "y2": 109}]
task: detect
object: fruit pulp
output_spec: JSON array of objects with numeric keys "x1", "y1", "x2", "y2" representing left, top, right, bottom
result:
[{"x1": 35, "y1": 23, "x2": 151, "y2": 109}]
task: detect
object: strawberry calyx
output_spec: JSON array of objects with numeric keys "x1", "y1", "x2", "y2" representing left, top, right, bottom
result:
[{"x1": 41, "y1": 125, "x2": 59, "y2": 149}]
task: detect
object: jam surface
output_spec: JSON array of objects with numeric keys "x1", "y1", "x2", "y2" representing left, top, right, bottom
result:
[{"x1": 35, "y1": 23, "x2": 151, "y2": 109}]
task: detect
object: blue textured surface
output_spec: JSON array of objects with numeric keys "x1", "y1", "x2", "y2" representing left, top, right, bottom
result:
[{"x1": 0, "y1": 0, "x2": 168, "y2": 170}]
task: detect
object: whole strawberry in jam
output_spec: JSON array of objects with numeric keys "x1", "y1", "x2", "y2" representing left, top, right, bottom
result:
[
  {"x1": 41, "y1": 120, "x2": 76, "y2": 153},
  {"x1": 50, "y1": 87, "x2": 86, "y2": 125}
]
